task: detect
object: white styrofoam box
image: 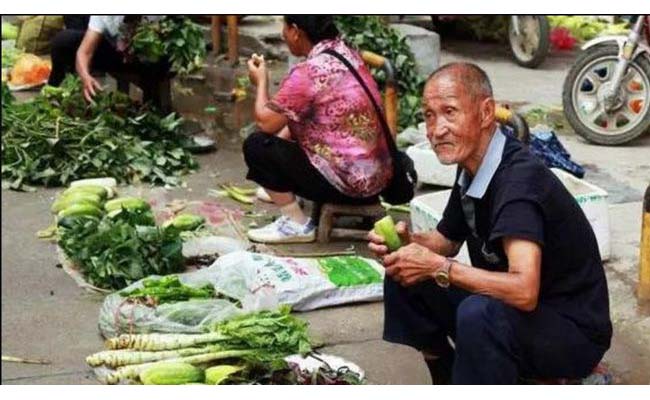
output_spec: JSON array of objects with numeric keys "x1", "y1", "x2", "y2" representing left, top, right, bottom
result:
[
  {"x1": 406, "y1": 141, "x2": 457, "y2": 187},
  {"x1": 410, "y1": 189, "x2": 471, "y2": 264},
  {"x1": 550, "y1": 168, "x2": 610, "y2": 261},
  {"x1": 409, "y1": 169, "x2": 611, "y2": 261}
]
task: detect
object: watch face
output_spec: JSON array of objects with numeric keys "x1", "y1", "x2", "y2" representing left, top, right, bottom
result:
[{"x1": 435, "y1": 271, "x2": 450, "y2": 288}]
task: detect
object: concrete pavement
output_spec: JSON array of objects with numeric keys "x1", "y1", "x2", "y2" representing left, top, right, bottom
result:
[{"x1": 2, "y1": 18, "x2": 650, "y2": 384}]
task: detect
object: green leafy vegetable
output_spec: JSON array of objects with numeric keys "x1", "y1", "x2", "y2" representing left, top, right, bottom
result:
[
  {"x1": 2, "y1": 82, "x2": 14, "y2": 107},
  {"x1": 57, "y1": 209, "x2": 184, "y2": 290},
  {"x1": 1, "y1": 46, "x2": 22, "y2": 68},
  {"x1": 130, "y1": 17, "x2": 206, "y2": 76},
  {"x1": 1, "y1": 75, "x2": 198, "y2": 191},
  {"x1": 106, "y1": 305, "x2": 311, "y2": 355},
  {"x1": 548, "y1": 16, "x2": 630, "y2": 42},
  {"x1": 120, "y1": 275, "x2": 216, "y2": 305},
  {"x1": 2, "y1": 22, "x2": 18, "y2": 40}
]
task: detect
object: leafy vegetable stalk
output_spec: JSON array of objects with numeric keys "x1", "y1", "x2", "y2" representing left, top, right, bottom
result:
[{"x1": 57, "y1": 209, "x2": 184, "y2": 290}]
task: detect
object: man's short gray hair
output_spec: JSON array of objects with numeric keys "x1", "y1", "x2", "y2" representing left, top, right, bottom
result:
[{"x1": 426, "y1": 62, "x2": 493, "y2": 100}]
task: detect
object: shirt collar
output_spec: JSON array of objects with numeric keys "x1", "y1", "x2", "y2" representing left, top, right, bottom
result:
[
  {"x1": 458, "y1": 127, "x2": 506, "y2": 199},
  {"x1": 308, "y1": 38, "x2": 340, "y2": 59}
]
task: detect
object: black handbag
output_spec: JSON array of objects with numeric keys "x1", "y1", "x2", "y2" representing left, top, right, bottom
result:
[{"x1": 322, "y1": 49, "x2": 418, "y2": 205}]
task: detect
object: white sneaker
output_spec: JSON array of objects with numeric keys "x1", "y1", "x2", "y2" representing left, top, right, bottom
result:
[
  {"x1": 247, "y1": 216, "x2": 316, "y2": 244},
  {"x1": 256, "y1": 187, "x2": 273, "y2": 203}
]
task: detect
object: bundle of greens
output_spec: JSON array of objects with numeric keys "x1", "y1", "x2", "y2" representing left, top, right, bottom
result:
[
  {"x1": 130, "y1": 17, "x2": 206, "y2": 76},
  {"x1": 1, "y1": 45, "x2": 23, "y2": 69},
  {"x1": 1, "y1": 76, "x2": 197, "y2": 191},
  {"x1": 2, "y1": 22, "x2": 18, "y2": 40},
  {"x1": 120, "y1": 275, "x2": 216, "y2": 306},
  {"x1": 335, "y1": 16, "x2": 424, "y2": 130},
  {"x1": 88, "y1": 306, "x2": 314, "y2": 384},
  {"x1": 57, "y1": 209, "x2": 184, "y2": 290},
  {"x1": 548, "y1": 16, "x2": 630, "y2": 42},
  {"x1": 2, "y1": 82, "x2": 13, "y2": 107}
]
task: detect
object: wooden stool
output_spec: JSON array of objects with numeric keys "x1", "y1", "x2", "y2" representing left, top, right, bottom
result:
[{"x1": 316, "y1": 203, "x2": 386, "y2": 243}]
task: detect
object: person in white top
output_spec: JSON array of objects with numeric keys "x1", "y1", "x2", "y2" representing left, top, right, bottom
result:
[{"x1": 49, "y1": 15, "x2": 169, "y2": 108}]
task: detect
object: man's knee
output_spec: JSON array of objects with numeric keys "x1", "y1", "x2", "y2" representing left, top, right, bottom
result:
[
  {"x1": 456, "y1": 295, "x2": 509, "y2": 338},
  {"x1": 453, "y1": 296, "x2": 520, "y2": 384}
]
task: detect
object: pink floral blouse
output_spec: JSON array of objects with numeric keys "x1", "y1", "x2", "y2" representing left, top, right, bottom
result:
[{"x1": 267, "y1": 38, "x2": 393, "y2": 198}]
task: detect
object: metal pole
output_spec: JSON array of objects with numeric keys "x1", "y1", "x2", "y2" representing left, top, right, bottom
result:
[{"x1": 638, "y1": 184, "x2": 650, "y2": 300}]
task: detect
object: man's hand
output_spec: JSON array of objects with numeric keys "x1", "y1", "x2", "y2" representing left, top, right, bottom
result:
[
  {"x1": 367, "y1": 221, "x2": 411, "y2": 257},
  {"x1": 81, "y1": 75, "x2": 103, "y2": 103},
  {"x1": 382, "y1": 242, "x2": 446, "y2": 286},
  {"x1": 247, "y1": 53, "x2": 268, "y2": 87}
]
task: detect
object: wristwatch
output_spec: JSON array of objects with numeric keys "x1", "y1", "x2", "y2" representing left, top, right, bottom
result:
[{"x1": 434, "y1": 258, "x2": 455, "y2": 288}]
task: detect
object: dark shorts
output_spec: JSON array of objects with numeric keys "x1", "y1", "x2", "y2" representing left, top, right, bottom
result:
[
  {"x1": 383, "y1": 277, "x2": 609, "y2": 384},
  {"x1": 243, "y1": 132, "x2": 378, "y2": 205}
]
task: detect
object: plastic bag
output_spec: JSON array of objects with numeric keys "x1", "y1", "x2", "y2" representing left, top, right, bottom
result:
[
  {"x1": 8, "y1": 53, "x2": 50, "y2": 86},
  {"x1": 98, "y1": 268, "x2": 248, "y2": 338}
]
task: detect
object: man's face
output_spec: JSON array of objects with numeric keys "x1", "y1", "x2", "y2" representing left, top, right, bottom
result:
[{"x1": 422, "y1": 74, "x2": 484, "y2": 165}]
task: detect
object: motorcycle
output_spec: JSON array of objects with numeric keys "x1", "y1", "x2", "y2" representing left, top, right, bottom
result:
[
  {"x1": 508, "y1": 16, "x2": 551, "y2": 68},
  {"x1": 429, "y1": 15, "x2": 551, "y2": 69},
  {"x1": 562, "y1": 16, "x2": 650, "y2": 145}
]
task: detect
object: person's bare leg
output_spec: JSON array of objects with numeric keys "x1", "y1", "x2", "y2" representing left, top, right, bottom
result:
[{"x1": 266, "y1": 189, "x2": 308, "y2": 224}]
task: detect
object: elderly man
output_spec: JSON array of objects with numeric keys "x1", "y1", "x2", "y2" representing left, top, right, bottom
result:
[{"x1": 368, "y1": 63, "x2": 612, "y2": 384}]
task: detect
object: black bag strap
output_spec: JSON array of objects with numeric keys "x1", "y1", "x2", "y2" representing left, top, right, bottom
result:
[{"x1": 321, "y1": 49, "x2": 399, "y2": 156}]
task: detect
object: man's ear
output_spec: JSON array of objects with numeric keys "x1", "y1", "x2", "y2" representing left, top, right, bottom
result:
[{"x1": 479, "y1": 97, "x2": 496, "y2": 129}]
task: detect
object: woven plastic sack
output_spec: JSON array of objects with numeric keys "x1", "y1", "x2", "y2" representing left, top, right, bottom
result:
[
  {"x1": 210, "y1": 251, "x2": 385, "y2": 311},
  {"x1": 15, "y1": 16, "x2": 64, "y2": 54}
]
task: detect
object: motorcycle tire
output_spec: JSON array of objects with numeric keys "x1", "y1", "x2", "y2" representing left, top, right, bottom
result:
[
  {"x1": 509, "y1": 16, "x2": 551, "y2": 69},
  {"x1": 562, "y1": 45, "x2": 650, "y2": 145}
]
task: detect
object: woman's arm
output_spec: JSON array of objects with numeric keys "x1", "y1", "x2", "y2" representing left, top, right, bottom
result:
[
  {"x1": 247, "y1": 56, "x2": 287, "y2": 134},
  {"x1": 75, "y1": 30, "x2": 104, "y2": 102}
]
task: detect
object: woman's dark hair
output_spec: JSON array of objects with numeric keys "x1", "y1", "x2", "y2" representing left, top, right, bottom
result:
[{"x1": 284, "y1": 15, "x2": 339, "y2": 44}]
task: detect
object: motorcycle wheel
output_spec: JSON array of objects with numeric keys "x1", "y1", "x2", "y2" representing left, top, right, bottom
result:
[
  {"x1": 508, "y1": 16, "x2": 550, "y2": 69},
  {"x1": 562, "y1": 45, "x2": 650, "y2": 145}
]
